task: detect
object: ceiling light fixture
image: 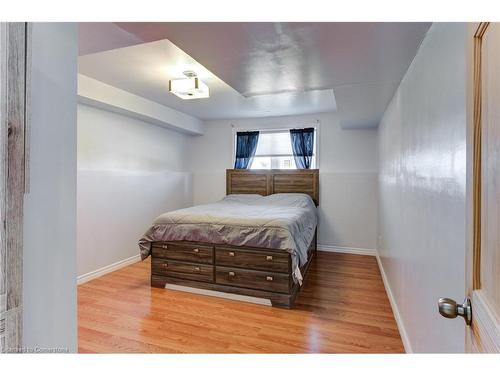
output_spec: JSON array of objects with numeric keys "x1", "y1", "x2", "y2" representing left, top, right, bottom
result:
[{"x1": 169, "y1": 70, "x2": 209, "y2": 100}]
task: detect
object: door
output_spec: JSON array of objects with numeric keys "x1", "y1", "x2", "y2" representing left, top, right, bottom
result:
[
  {"x1": 439, "y1": 22, "x2": 500, "y2": 353},
  {"x1": 464, "y1": 22, "x2": 500, "y2": 353}
]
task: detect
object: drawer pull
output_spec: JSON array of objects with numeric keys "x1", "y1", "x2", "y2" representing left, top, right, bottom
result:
[
  {"x1": 228, "y1": 271, "x2": 235, "y2": 277},
  {"x1": 162, "y1": 245, "x2": 168, "y2": 249},
  {"x1": 194, "y1": 266, "x2": 201, "y2": 272},
  {"x1": 162, "y1": 263, "x2": 168, "y2": 268},
  {"x1": 193, "y1": 248, "x2": 199, "y2": 253},
  {"x1": 228, "y1": 251, "x2": 235, "y2": 257},
  {"x1": 266, "y1": 255, "x2": 273, "y2": 261},
  {"x1": 266, "y1": 276, "x2": 273, "y2": 281}
]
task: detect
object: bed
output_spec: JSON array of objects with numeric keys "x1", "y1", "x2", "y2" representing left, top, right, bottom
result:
[{"x1": 139, "y1": 169, "x2": 319, "y2": 308}]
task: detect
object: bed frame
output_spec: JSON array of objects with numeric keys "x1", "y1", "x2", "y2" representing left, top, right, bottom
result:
[{"x1": 150, "y1": 169, "x2": 319, "y2": 308}]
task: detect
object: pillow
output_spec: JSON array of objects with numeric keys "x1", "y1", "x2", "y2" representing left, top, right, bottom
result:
[
  {"x1": 222, "y1": 194, "x2": 263, "y2": 204},
  {"x1": 259, "y1": 193, "x2": 315, "y2": 209}
]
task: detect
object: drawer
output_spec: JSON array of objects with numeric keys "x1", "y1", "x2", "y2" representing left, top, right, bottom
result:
[
  {"x1": 215, "y1": 246, "x2": 289, "y2": 273},
  {"x1": 152, "y1": 242, "x2": 213, "y2": 264},
  {"x1": 216, "y1": 266, "x2": 290, "y2": 293},
  {"x1": 152, "y1": 258, "x2": 214, "y2": 283}
]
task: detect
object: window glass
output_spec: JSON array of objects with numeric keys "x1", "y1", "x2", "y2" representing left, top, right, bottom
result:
[{"x1": 254, "y1": 131, "x2": 294, "y2": 156}]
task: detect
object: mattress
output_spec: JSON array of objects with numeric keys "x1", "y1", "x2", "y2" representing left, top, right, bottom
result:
[{"x1": 138, "y1": 193, "x2": 318, "y2": 283}]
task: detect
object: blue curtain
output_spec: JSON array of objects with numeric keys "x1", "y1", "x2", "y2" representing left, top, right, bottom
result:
[
  {"x1": 290, "y1": 128, "x2": 315, "y2": 169},
  {"x1": 234, "y1": 131, "x2": 260, "y2": 169}
]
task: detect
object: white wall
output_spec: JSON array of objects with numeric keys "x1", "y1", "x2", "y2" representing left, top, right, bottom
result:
[
  {"x1": 189, "y1": 113, "x2": 379, "y2": 251},
  {"x1": 378, "y1": 23, "x2": 466, "y2": 353},
  {"x1": 77, "y1": 104, "x2": 193, "y2": 278},
  {"x1": 23, "y1": 23, "x2": 78, "y2": 352}
]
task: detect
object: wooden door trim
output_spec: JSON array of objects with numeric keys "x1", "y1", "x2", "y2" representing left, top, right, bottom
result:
[
  {"x1": 0, "y1": 22, "x2": 28, "y2": 353},
  {"x1": 471, "y1": 22, "x2": 490, "y2": 290}
]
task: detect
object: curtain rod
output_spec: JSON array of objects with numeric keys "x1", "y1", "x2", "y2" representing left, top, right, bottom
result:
[{"x1": 231, "y1": 124, "x2": 319, "y2": 134}]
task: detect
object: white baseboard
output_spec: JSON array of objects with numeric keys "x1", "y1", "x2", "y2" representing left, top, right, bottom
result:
[
  {"x1": 375, "y1": 252, "x2": 413, "y2": 353},
  {"x1": 77, "y1": 254, "x2": 141, "y2": 285},
  {"x1": 317, "y1": 244, "x2": 377, "y2": 256}
]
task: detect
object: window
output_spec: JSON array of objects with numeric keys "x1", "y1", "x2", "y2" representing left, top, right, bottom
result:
[{"x1": 234, "y1": 128, "x2": 317, "y2": 170}]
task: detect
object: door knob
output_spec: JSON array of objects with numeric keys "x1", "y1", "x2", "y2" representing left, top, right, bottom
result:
[{"x1": 438, "y1": 297, "x2": 472, "y2": 326}]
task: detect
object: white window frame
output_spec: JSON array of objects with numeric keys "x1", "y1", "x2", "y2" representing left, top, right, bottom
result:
[{"x1": 231, "y1": 122, "x2": 320, "y2": 170}]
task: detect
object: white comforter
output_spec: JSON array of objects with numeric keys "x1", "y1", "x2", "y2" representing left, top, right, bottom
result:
[{"x1": 139, "y1": 193, "x2": 318, "y2": 283}]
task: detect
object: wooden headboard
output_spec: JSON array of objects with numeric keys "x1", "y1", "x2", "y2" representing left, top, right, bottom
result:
[{"x1": 226, "y1": 169, "x2": 319, "y2": 206}]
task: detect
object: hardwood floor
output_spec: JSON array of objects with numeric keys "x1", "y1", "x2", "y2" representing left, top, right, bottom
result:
[{"x1": 78, "y1": 251, "x2": 404, "y2": 353}]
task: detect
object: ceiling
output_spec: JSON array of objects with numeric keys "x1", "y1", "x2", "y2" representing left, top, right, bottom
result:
[
  {"x1": 78, "y1": 38, "x2": 336, "y2": 120},
  {"x1": 79, "y1": 22, "x2": 431, "y2": 128}
]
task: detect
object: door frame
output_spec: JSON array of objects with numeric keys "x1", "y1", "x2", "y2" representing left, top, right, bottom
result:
[{"x1": 0, "y1": 22, "x2": 29, "y2": 353}]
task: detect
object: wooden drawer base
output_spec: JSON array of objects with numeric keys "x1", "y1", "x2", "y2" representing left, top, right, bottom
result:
[{"x1": 150, "y1": 232, "x2": 316, "y2": 309}]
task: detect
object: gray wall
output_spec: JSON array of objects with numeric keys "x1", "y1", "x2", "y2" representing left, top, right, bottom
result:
[
  {"x1": 23, "y1": 23, "x2": 78, "y2": 352},
  {"x1": 77, "y1": 104, "x2": 193, "y2": 278},
  {"x1": 378, "y1": 23, "x2": 466, "y2": 352},
  {"x1": 190, "y1": 113, "x2": 379, "y2": 251}
]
